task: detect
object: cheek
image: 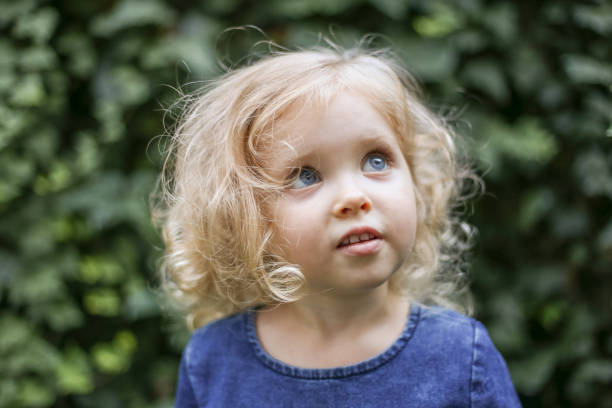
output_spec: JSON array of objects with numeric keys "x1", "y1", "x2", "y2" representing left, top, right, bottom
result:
[
  {"x1": 271, "y1": 203, "x2": 321, "y2": 260},
  {"x1": 382, "y1": 185, "x2": 418, "y2": 249}
]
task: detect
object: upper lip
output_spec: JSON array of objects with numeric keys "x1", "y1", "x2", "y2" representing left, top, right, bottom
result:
[{"x1": 337, "y1": 226, "x2": 382, "y2": 248}]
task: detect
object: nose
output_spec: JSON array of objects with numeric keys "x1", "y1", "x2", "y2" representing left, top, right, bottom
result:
[{"x1": 332, "y1": 188, "x2": 372, "y2": 218}]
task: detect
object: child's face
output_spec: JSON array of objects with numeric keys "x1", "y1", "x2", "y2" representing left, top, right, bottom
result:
[{"x1": 266, "y1": 92, "x2": 417, "y2": 295}]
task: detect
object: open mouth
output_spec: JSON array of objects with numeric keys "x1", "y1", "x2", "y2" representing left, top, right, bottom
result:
[
  {"x1": 337, "y1": 227, "x2": 382, "y2": 249},
  {"x1": 338, "y1": 232, "x2": 379, "y2": 248},
  {"x1": 337, "y1": 228, "x2": 383, "y2": 256}
]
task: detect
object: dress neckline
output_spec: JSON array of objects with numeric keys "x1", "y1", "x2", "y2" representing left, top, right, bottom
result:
[{"x1": 245, "y1": 303, "x2": 421, "y2": 379}]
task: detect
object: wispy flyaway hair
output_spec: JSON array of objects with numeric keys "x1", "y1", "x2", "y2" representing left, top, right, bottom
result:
[{"x1": 151, "y1": 42, "x2": 479, "y2": 329}]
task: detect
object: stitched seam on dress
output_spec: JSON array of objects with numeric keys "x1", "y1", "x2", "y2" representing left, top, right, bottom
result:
[
  {"x1": 185, "y1": 343, "x2": 199, "y2": 405},
  {"x1": 246, "y1": 305, "x2": 420, "y2": 380},
  {"x1": 469, "y1": 319, "x2": 476, "y2": 408}
]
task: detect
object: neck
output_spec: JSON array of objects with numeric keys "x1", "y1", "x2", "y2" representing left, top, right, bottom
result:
[{"x1": 278, "y1": 283, "x2": 407, "y2": 337}]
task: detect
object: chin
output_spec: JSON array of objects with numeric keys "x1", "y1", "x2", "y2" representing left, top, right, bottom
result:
[{"x1": 338, "y1": 272, "x2": 393, "y2": 294}]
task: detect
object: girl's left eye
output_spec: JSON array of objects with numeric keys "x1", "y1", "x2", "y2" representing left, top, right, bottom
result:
[{"x1": 363, "y1": 153, "x2": 389, "y2": 172}]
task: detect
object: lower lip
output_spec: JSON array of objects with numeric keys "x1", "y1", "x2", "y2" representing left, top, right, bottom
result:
[{"x1": 337, "y1": 239, "x2": 382, "y2": 256}]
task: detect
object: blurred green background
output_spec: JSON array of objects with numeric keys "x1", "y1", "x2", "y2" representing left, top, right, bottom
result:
[{"x1": 1, "y1": 0, "x2": 611, "y2": 406}]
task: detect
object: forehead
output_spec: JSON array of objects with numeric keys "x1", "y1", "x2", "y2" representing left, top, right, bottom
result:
[{"x1": 265, "y1": 92, "x2": 399, "y2": 166}]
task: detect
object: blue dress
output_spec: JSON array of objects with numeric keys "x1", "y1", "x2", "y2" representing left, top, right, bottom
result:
[{"x1": 175, "y1": 304, "x2": 521, "y2": 407}]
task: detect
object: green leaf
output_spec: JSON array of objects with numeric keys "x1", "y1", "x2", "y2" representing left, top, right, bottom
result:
[
  {"x1": 19, "y1": 45, "x2": 58, "y2": 71},
  {"x1": 71, "y1": 132, "x2": 101, "y2": 176},
  {"x1": 83, "y1": 288, "x2": 121, "y2": 316},
  {"x1": 264, "y1": 0, "x2": 358, "y2": 18},
  {"x1": 510, "y1": 45, "x2": 548, "y2": 95},
  {"x1": 0, "y1": 249, "x2": 20, "y2": 289},
  {"x1": 33, "y1": 160, "x2": 73, "y2": 194},
  {"x1": 16, "y1": 379, "x2": 55, "y2": 407},
  {"x1": 92, "y1": 343, "x2": 125, "y2": 374},
  {"x1": 24, "y1": 126, "x2": 59, "y2": 164},
  {"x1": 45, "y1": 299, "x2": 85, "y2": 332},
  {"x1": 91, "y1": 0, "x2": 176, "y2": 36},
  {"x1": 569, "y1": 359, "x2": 612, "y2": 403},
  {"x1": 172, "y1": 14, "x2": 221, "y2": 77},
  {"x1": 551, "y1": 207, "x2": 589, "y2": 239},
  {"x1": 0, "y1": 105, "x2": 32, "y2": 149},
  {"x1": 413, "y1": 1, "x2": 464, "y2": 37},
  {"x1": 369, "y1": 0, "x2": 408, "y2": 19},
  {"x1": 79, "y1": 256, "x2": 125, "y2": 284},
  {"x1": 563, "y1": 55, "x2": 612, "y2": 85},
  {"x1": 597, "y1": 221, "x2": 612, "y2": 254},
  {"x1": 12, "y1": 7, "x2": 59, "y2": 44},
  {"x1": 574, "y1": 4, "x2": 612, "y2": 35},
  {"x1": 482, "y1": 3, "x2": 517, "y2": 43},
  {"x1": 10, "y1": 266, "x2": 66, "y2": 305},
  {"x1": 452, "y1": 30, "x2": 488, "y2": 53},
  {"x1": 57, "y1": 31, "x2": 97, "y2": 77},
  {"x1": 0, "y1": 314, "x2": 31, "y2": 353},
  {"x1": 520, "y1": 265, "x2": 566, "y2": 298},
  {"x1": 94, "y1": 101, "x2": 125, "y2": 142},
  {"x1": 462, "y1": 59, "x2": 508, "y2": 103},
  {"x1": 56, "y1": 347, "x2": 94, "y2": 394},
  {"x1": 475, "y1": 116, "x2": 559, "y2": 172},
  {"x1": 573, "y1": 149, "x2": 612, "y2": 197},
  {"x1": 5, "y1": 337, "x2": 60, "y2": 376},
  {"x1": 94, "y1": 65, "x2": 150, "y2": 107},
  {"x1": 0, "y1": 378, "x2": 18, "y2": 407},
  {"x1": 0, "y1": 0, "x2": 36, "y2": 29},
  {"x1": 517, "y1": 189, "x2": 554, "y2": 232},
  {"x1": 124, "y1": 278, "x2": 160, "y2": 320},
  {"x1": 392, "y1": 36, "x2": 458, "y2": 81},
  {"x1": 509, "y1": 348, "x2": 557, "y2": 394},
  {"x1": 539, "y1": 300, "x2": 567, "y2": 330},
  {"x1": 17, "y1": 217, "x2": 55, "y2": 255},
  {"x1": 1, "y1": 153, "x2": 35, "y2": 184},
  {"x1": 115, "y1": 330, "x2": 138, "y2": 353},
  {"x1": 0, "y1": 39, "x2": 17, "y2": 70},
  {"x1": 91, "y1": 331, "x2": 137, "y2": 374},
  {"x1": 10, "y1": 74, "x2": 46, "y2": 107}
]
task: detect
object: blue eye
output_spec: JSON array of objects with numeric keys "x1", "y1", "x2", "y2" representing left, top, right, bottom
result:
[
  {"x1": 290, "y1": 167, "x2": 320, "y2": 189},
  {"x1": 363, "y1": 153, "x2": 388, "y2": 172}
]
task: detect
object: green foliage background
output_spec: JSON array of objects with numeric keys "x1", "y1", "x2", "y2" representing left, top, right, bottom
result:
[{"x1": 1, "y1": 0, "x2": 610, "y2": 406}]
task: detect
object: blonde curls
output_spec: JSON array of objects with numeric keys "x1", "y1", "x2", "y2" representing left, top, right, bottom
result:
[{"x1": 151, "y1": 43, "x2": 480, "y2": 329}]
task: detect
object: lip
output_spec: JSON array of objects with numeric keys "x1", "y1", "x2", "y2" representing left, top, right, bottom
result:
[{"x1": 337, "y1": 226, "x2": 383, "y2": 256}]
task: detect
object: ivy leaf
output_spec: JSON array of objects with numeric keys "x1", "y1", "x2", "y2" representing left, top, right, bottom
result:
[
  {"x1": 91, "y1": 0, "x2": 176, "y2": 36},
  {"x1": 563, "y1": 55, "x2": 612, "y2": 85}
]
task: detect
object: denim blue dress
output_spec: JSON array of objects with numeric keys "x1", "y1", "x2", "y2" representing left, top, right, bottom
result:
[{"x1": 175, "y1": 304, "x2": 521, "y2": 407}]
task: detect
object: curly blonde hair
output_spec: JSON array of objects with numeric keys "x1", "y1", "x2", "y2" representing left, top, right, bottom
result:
[{"x1": 151, "y1": 44, "x2": 479, "y2": 329}]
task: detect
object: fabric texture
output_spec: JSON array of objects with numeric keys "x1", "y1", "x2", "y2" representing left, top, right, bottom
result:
[{"x1": 175, "y1": 304, "x2": 521, "y2": 407}]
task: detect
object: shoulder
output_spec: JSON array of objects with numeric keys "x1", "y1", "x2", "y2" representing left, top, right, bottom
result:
[
  {"x1": 415, "y1": 305, "x2": 476, "y2": 350},
  {"x1": 418, "y1": 305, "x2": 474, "y2": 329},
  {"x1": 416, "y1": 305, "x2": 500, "y2": 352},
  {"x1": 183, "y1": 311, "x2": 248, "y2": 369},
  {"x1": 412, "y1": 305, "x2": 521, "y2": 407}
]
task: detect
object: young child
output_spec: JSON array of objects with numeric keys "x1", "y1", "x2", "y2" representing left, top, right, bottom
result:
[{"x1": 152, "y1": 44, "x2": 521, "y2": 407}]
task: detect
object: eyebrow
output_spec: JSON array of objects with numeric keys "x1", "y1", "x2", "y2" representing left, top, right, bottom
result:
[{"x1": 272, "y1": 131, "x2": 395, "y2": 170}]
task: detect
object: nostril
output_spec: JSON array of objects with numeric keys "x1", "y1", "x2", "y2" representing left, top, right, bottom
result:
[{"x1": 360, "y1": 202, "x2": 370, "y2": 211}]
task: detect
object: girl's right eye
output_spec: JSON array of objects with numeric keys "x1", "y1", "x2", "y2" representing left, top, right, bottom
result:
[{"x1": 289, "y1": 167, "x2": 320, "y2": 189}]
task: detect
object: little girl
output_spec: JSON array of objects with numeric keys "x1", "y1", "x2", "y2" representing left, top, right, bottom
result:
[{"x1": 152, "y1": 44, "x2": 521, "y2": 407}]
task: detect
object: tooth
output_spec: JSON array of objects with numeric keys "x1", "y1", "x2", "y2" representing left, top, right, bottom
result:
[
  {"x1": 368, "y1": 233, "x2": 375, "y2": 239},
  {"x1": 342, "y1": 239, "x2": 349, "y2": 245},
  {"x1": 349, "y1": 235, "x2": 359, "y2": 244},
  {"x1": 360, "y1": 233, "x2": 369, "y2": 241}
]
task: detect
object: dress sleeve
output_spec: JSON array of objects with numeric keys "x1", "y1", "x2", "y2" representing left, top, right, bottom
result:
[
  {"x1": 470, "y1": 320, "x2": 522, "y2": 407},
  {"x1": 175, "y1": 346, "x2": 198, "y2": 408}
]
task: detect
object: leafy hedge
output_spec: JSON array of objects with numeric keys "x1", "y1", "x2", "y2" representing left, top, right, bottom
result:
[{"x1": 1, "y1": 0, "x2": 610, "y2": 407}]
